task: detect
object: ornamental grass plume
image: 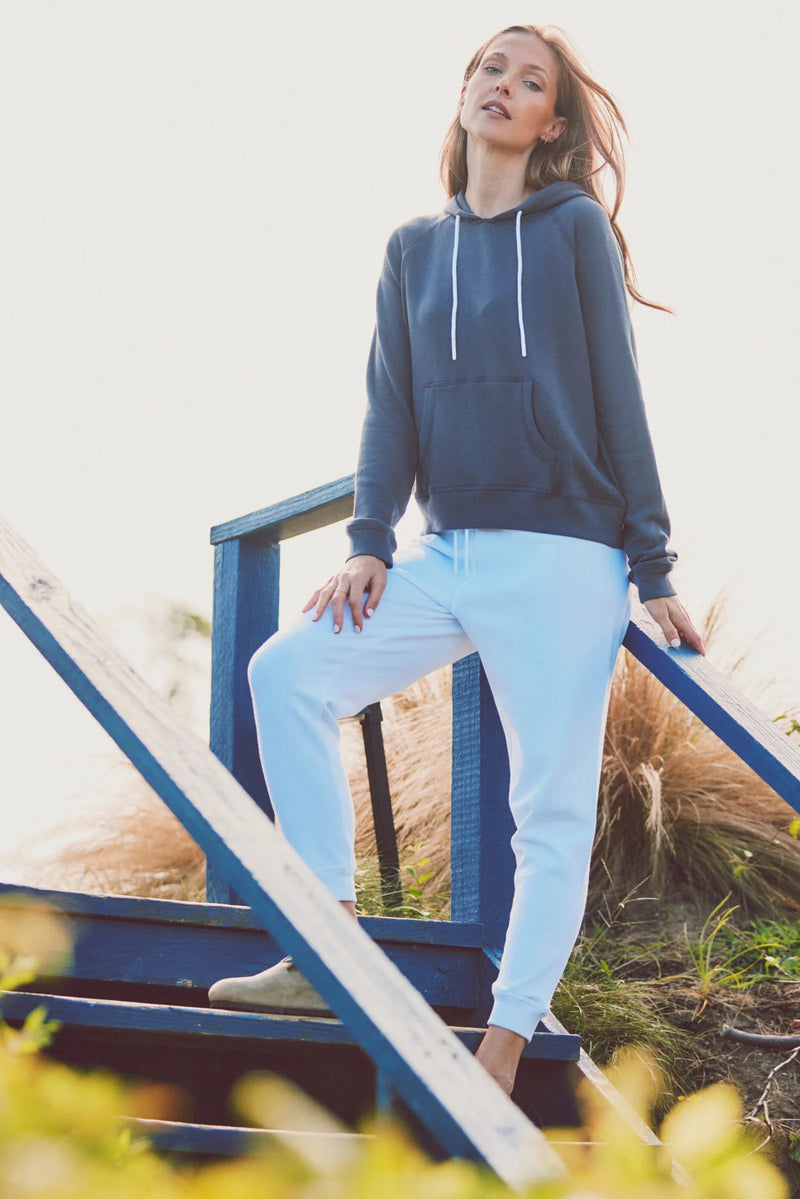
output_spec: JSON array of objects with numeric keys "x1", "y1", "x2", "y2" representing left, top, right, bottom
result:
[{"x1": 591, "y1": 596, "x2": 800, "y2": 918}]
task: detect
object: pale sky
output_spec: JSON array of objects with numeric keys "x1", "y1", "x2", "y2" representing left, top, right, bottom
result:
[{"x1": 2, "y1": 1, "x2": 799, "y2": 856}]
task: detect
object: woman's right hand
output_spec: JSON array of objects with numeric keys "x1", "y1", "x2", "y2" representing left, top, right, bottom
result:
[{"x1": 301, "y1": 555, "x2": 388, "y2": 634}]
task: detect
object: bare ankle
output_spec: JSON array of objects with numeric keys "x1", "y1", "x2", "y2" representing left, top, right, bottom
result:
[{"x1": 474, "y1": 1025, "x2": 526, "y2": 1095}]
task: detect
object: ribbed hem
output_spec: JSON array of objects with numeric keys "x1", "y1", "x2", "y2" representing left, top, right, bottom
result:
[
  {"x1": 417, "y1": 488, "x2": 625, "y2": 552},
  {"x1": 487, "y1": 993, "x2": 547, "y2": 1042}
]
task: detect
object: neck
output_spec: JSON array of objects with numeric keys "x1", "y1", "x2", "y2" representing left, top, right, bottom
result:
[{"x1": 463, "y1": 138, "x2": 535, "y2": 218}]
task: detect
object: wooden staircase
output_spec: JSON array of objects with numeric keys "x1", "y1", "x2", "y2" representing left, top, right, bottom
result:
[
  {"x1": 2, "y1": 479, "x2": 799, "y2": 1186},
  {"x1": 0, "y1": 885, "x2": 581, "y2": 1163}
]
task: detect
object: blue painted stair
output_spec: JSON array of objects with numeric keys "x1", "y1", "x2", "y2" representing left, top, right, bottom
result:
[{"x1": 0, "y1": 884, "x2": 581, "y2": 1157}]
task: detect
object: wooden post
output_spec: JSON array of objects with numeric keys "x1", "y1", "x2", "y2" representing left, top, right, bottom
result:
[
  {"x1": 359, "y1": 702, "x2": 402, "y2": 910},
  {"x1": 207, "y1": 476, "x2": 356, "y2": 902},
  {"x1": 450, "y1": 654, "x2": 516, "y2": 981},
  {"x1": 208, "y1": 535, "x2": 279, "y2": 903}
]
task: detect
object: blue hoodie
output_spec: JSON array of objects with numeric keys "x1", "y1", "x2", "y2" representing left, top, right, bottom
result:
[{"x1": 346, "y1": 181, "x2": 678, "y2": 603}]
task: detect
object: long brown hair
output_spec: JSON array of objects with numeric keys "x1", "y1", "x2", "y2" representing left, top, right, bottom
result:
[{"x1": 439, "y1": 24, "x2": 672, "y2": 315}]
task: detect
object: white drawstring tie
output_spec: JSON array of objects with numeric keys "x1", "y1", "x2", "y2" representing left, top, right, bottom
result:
[
  {"x1": 451, "y1": 214, "x2": 460, "y2": 361},
  {"x1": 450, "y1": 209, "x2": 527, "y2": 359},
  {"x1": 515, "y1": 209, "x2": 527, "y2": 358}
]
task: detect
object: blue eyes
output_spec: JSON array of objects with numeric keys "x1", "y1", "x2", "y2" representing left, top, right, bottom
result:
[{"x1": 483, "y1": 64, "x2": 541, "y2": 91}]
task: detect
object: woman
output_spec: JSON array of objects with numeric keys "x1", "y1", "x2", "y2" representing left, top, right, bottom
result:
[{"x1": 210, "y1": 22, "x2": 705, "y2": 1097}]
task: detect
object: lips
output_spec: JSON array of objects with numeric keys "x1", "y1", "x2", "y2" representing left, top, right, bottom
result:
[{"x1": 482, "y1": 101, "x2": 510, "y2": 119}]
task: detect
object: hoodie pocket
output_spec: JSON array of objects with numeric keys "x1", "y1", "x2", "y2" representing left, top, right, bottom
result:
[{"x1": 417, "y1": 377, "x2": 557, "y2": 494}]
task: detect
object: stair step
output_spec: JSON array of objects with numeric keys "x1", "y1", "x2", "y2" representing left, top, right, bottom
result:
[
  {"x1": 0, "y1": 884, "x2": 484, "y2": 1014},
  {"x1": 126, "y1": 1117, "x2": 602, "y2": 1162},
  {"x1": 0, "y1": 990, "x2": 580, "y2": 1060},
  {"x1": 126, "y1": 1117, "x2": 371, "y2": 1159},
  {"x1": 3, "y1": 987, "x2": 583, "y2": 1145}
]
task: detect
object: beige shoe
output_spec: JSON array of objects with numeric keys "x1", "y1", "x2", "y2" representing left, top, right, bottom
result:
[{"x1": 208, "y1": 955, "x2": 335, "y2": 1017}]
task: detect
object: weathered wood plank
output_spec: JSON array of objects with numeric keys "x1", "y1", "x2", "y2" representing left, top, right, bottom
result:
[
  {"x1": 624, "y1": 611, "x2": 800, "y2": 812},
  {"x1": 0, "y1": 991, "x2": 579, "y2": 1060},
  {"x1": 208, "y1": 536, "x2": 280, "y2": 903},
  {"x1": 0, "y1": 884, "x2": 484, "y2": 945},
  {"x1": 0, "y1": 883, "x2": 487, "y2": 1006},
  {"x1": 126, "y1": 1117, "x2": 370, "y2": 1158},
  {"x1": 13, "y1": 919, "x2": 482, "y2": 1008},
  {"x1": 0, "y1": 990, "x2": 356, "y2": 1044},
  {"x1": 0, "y1": 517, "x2": 565, "y2": 1187},
  {"x1": 450, "y1": 654, "x2": 516, "y2": 949},
  {"x1": 540, "y1": 1008, "x2": 692, "y2": 1186},
  {"x1": 210, "y1": 475, "x2": 355, "y2": 546}
]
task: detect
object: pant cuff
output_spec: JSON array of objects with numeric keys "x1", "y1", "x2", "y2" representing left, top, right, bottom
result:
[
  {"x1": 487, "y1": 994, "x2": 546, "y2": 1041},
  {"x1": 313, "y1": 866, "x2": 357, "y2": 904}
]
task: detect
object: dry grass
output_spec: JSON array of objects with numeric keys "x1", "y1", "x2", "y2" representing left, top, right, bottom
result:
[
  {"x1": 593, "y1": 598, "x2": 800, "y2": 919},
  {"x1": 3, "y1": 760, "x2": 206, "y2": 902}
]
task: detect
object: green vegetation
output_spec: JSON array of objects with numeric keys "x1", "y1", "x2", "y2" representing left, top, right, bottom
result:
[
  {"x1": 694, "y1": 910, "x2": 800, "y2": 989},
  {"x1": 355, "y1": 839, "x2": 450, "y2": 920}
]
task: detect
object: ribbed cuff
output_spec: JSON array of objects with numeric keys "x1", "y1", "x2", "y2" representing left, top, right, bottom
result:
[
  {"x1": 636, "y1": 574, "x2": 677, "y2": 602},
  {"x1": 487, "y1": 994, "x2": 546, "y2": 1042},
  {"x1": 345, "y1": 522, "x2": 395, "y2": 567}
]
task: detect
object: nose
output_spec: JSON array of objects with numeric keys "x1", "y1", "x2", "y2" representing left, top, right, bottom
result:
[{"x1": 495, "y1": 79, "x2": 511, "y2": 95}]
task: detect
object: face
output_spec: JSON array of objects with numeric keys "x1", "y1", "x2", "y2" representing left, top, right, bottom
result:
[{"x1": 458, "y1": 32, "x2": 566, "y2": 153}]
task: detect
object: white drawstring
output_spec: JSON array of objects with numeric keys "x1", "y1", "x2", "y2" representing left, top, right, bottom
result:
[
  {"x1": 516, "y1": 209, "x2": 527, "y2": 358},
  {"x1": 451, "y1": 214, "x2": 460, "y2": 361}
]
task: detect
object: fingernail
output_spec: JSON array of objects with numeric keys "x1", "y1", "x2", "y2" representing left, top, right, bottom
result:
[
  {"x1": 670, "y1": 637, "x2": 680, "y2": 648},
  {"x1": 333, "y1": 624, "x2": 340, "y2": 634},
  {"x1": 366, "y1": 608, "x2": 374, "y2": 617},
  {"x1": 355, "y1": 626, "x2": 362, "y2": 634}
]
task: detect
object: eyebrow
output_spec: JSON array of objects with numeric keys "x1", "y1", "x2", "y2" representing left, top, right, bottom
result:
[{"x1": 483, "y1": 50, "x2": 550, "y2": 79}]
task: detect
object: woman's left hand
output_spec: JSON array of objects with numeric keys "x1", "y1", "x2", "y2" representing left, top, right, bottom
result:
[{"x1": 643, "y1": 594, "x2": 706, "y2": 656}]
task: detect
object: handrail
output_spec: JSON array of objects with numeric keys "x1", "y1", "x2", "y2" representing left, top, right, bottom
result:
[
  {"x1": 622, "y1": 620, "x2": 800, "y2": 810},
  {"x1": 210, "y1": 475, "x2": 355, "y2": 546}
]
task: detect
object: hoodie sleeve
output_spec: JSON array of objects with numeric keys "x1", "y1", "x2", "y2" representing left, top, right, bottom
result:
[
  {"x1": 345, "y1": 228, "x2": 418, "y2": 567},
  {"x1": 572, "y1": 200, "x2": 678, "y2": 603}
]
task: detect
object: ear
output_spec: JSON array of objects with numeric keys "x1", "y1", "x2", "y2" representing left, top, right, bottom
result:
[
  {"x1": 459, "y1": 83, "x2": 466, "y2": 108},
  {"x1": 547, "y1": 115, "x2": 568, "y2": 141}
]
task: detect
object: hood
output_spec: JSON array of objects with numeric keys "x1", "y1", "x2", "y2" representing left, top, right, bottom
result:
[
  {"x1": 443, "y1": 180, "x2": 589, "y2": 360},
  {"x1": 444, "y1": 179, "x2": 587, "y2": 221}
]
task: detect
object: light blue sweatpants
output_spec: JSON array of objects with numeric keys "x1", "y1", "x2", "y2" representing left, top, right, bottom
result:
[{"x1": 247, "y1": 528, "x2": 631, "y2": 1040}]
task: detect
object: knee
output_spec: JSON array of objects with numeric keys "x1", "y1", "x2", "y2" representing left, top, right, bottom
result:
[
  {"x1": 247, "y1": 632, "x2": 293, "y2": 703},
  {"x1": 247, "y1": 624, "x2": 325, "y2": 712}
]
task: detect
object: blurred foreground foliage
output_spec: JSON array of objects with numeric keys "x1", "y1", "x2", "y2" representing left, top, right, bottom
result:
[{"x1": 0, "y1": 896, "x2": 791, "y2": 1197}]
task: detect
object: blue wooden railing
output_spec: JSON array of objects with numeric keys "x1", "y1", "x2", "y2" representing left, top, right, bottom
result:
[{"x1": 208, "y1": 474, "x2": 800, "y2": 936}]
